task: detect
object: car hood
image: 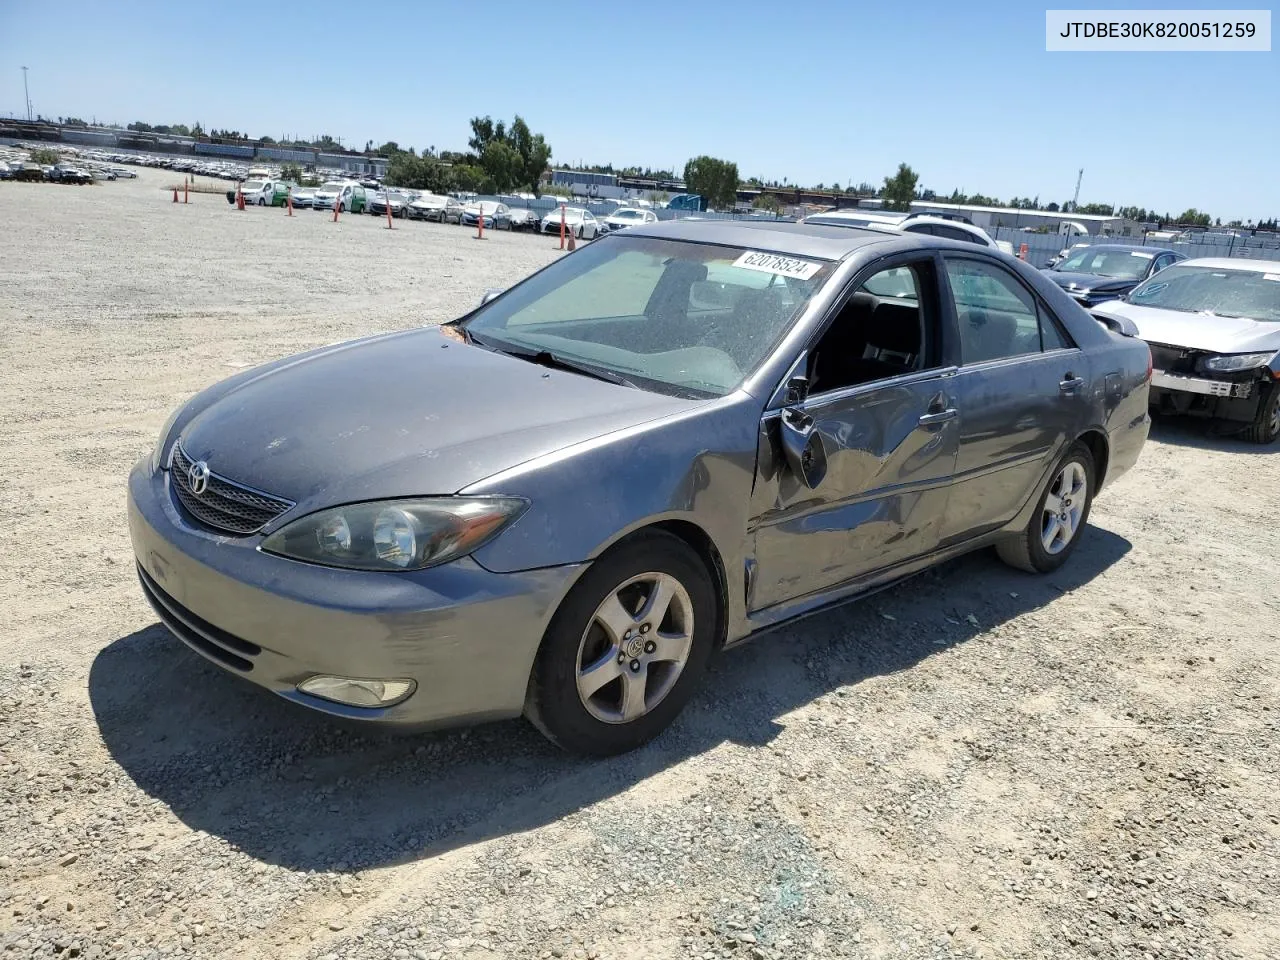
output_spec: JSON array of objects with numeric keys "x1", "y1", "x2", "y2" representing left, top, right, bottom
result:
[
  {"x1": 1045, "y1": 270, "x2": 1138, "y2": 293},
  {"x1": 177, "y1": 326, "x2": 698, "y2": 514},
  {"x1": 1092, "y1": 300, "x2": 1280, "y2": 353}
]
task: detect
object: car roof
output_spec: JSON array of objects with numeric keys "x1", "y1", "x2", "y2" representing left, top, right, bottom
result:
[
  {"x1": 1072, "y1": 243, "x2": 1176, "y2": 255},
  {"x1": 624, "y1": 218, "x2": 902, "y2": 260},
  {"x1": 1178, "y1": 257, "x2": 1280, "y2": 273},
  {"x1": 806, "y1": 210, "x2": 904, "y2": 225}
]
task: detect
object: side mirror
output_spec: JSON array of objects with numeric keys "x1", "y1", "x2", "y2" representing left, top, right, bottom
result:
[
  {"x1": 783, "y1": 374, "x2": 810, "y2": 406},
  {"x1": 478, "y1": 288, "x2": 503, "y2": 306},
  {"x1": 779, "y1": 407, "x2": 827, "y2": 489}
]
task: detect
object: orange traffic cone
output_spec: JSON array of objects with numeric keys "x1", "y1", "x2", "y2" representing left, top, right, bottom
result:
[
  {"x1": 172, "y1": 188, "x2": 179, "y2": 203},
  {"x1": 236, "y1": 189, "x2": 245, "y2": 211},
  {"x1": 286, "y1": 191, "x2": 293, "y2": 216},
  {"x1": 386, "y1": 196, "x2": 394, "y2": 230},
  {"x1": 558, "y1": 203, "x2": 567, "y2": 250},
  {"x1": 1018, "y1": 242, "x2": 1028, "y2": 260},
  {"x1": 184, "y1": 178, "x2": 189, "y2": 204},
  {"x1": 567, "y1": 228, "x2": 576, "y2": 252},
  {"x1": 332, "y1": 194, "x2": 340, "y2": 222}
]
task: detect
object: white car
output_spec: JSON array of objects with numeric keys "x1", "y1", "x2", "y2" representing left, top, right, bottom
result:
[
  {"x1": 540, "y1": 206, "x2": 600, "y2": 239},
  {"x1": 1092, "y1": 258, "x2": 1280, "y2": 444},
  {"x1": 311, "y1": 181, "x2": 366, "y2": 213},
  {"x1": 602, "y1": 207, "x2": 660, "y2": 232},
  {"x1": 804, "y1": 210, "x2": 1015, "y2": 255}
]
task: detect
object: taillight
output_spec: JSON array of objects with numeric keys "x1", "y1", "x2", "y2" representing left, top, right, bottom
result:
[{"x1": 1145, "y1": 347, "x2": 1153, "y2": 382}]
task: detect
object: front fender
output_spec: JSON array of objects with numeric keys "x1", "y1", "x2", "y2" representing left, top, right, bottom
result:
[{"x1": 464, "y1": 396, "x2": 758, "y2": 573}]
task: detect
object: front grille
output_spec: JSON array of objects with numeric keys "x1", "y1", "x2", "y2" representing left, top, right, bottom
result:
[
  {"x1": 169, "y1": 444, "x2": 294, "y2": 535},
  {"x1": 137, "y1": 564, "x2": 260, "y2": 672},
  {"x1": 1147, "y1": 342, "x2": 1202, "y2": 375}
]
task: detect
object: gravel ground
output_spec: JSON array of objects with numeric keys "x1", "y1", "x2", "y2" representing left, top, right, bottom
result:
[{"x1": 0, "y1": 170, "x2": 1277, "y2": 960}]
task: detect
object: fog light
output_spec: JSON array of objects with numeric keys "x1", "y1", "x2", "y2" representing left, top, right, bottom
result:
[{"x1": 296, "y1": 676, "x2": 416, "y2": 708}]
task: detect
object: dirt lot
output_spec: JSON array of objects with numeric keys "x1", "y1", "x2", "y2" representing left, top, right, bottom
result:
[{"x1": 0, "y1": 169, "x2": 1277, "y2": 960}]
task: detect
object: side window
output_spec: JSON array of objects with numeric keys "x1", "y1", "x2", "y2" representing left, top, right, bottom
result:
[
  {"x1": 807, "y1": 259, "x2": 938, "y2": 395},
  {"x1": 902, "y1": 223, "x2": 934, "y2": 236},
  {"x1": 944, "y1": 258, "x2": 1044, "y2": 364},
  {"x1": 1039, "y1": 309, "x2": 1072, "y2": 351},
  {"x1": 937, "y1": 225, "x2": 982, "y2": 245}
]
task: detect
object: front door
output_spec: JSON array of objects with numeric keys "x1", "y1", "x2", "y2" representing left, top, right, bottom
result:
[
  {"x1": 937, "y1": 254, "x2": 1089, "y2": 543},
  {"x1": 749, "y1": 255, "x2": 960, "y2": 611}
]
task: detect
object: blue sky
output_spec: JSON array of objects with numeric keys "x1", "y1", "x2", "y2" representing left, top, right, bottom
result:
[{"x1": 1, "y1": 0, "x2": 1276, "y2": 221}]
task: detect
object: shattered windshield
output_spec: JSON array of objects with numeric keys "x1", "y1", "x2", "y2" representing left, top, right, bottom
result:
[
  {"x1": 1128, "y1": 265, "x2": 1280, "y2": 321},
  {"x1": 461, "y1": 235, "x2": 833, "y2": 397}
]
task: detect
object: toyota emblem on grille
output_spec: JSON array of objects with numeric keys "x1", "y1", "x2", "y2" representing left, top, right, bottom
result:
[{"x1": 188, "y1": 460, "x2": 211, "y2": 496}]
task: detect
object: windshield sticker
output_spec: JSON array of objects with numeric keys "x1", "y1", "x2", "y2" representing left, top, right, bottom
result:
[
  {"x1": 732, "y1": 251, "x2": 822, "y2": 280},
  {"x1": 1264, "y1": 274, "x2": 1280, "y2": 282},
  {"x1": 1129, "y1": 251, "x2": 1154, "y2": 258}
]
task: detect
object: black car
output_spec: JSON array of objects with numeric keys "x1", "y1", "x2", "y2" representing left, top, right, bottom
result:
[{"x1": 1042, "y1": 245, "x2": 1183, "y2": 307}]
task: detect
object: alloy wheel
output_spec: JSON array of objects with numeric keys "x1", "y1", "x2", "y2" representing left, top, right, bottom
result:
[
  {"x1": 1041, "y1": 461, "x2": 1088, "y2": 555},
  {"x1": 575, "y1": 572, "x2": 694, "y2": 724}
]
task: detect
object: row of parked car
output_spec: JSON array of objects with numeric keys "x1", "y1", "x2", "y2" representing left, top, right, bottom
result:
[{"x1": 227, "y1": 176, "x2": 662, "y2": 239}]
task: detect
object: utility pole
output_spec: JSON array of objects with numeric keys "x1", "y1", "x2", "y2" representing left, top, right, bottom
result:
[
  {"x1": 1071, "y1": 168, "x2": 1084, "y2": 212},
  {"x1": 21, "y1": 66, "x2": 31, "y2": 121}
]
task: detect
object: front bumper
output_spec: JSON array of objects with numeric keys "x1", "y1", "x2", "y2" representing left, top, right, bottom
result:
[
  {"x1": 127, "y1": 458, "x2": 584, "y2": 728},
  {"x1": 1151, "y1": 370, "x2": 1253, "y2": 399}
]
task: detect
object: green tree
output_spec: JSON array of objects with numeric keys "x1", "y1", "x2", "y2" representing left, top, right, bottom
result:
[
  {"x1": 507, "y1": 115, "x2": 551, "y2": 194},
  {"x1": 481, "y1": 140, "x2": 523, "y2": 193},
  {"x1": 280, "y1": 162, "x2": 305, "y2": 183},
  {"x1": 30, "y1": 147, "x2": 60, "y2": 165},
  {"x1": 375, "y1": 141, "x2": 405, "y2": 156},
  {"x1": 1078, "y1": 202, "x2": 1114, "y2": 216},
  {"x1": 385, "y1": 154, "x2": 454, "y2": 194},
  {"x1": 1177, "y1": 208, "x2": 1212, "y2": 226},
  {"x1": 683, "y1": 155, "x2": 740, "y2": 210},
  {"x1": 753, "y1": 193, "x2": 781, "y2": 214},
  {"x1": 466, "y1": 115, "x2": 553, "y2": 193},
  {"x1": 880, "y1": 163, "x2": 919, "y2": 212}
]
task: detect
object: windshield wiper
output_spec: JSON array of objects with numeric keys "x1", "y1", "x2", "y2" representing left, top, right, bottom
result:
[
  {"x1": 526, "y1": 350, "x2": 640, "y2": 388},
  {"x1": 470, "y1": 335, "x2": 639, "y2": 388}
]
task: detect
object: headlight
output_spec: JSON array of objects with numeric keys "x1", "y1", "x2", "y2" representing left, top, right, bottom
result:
[
  {"x1": 153, "y1": 406, "x2": 184, "y2": 469},
  {"x1": 260, "y1": 497, "x2": 527, "y2": 571},
  {"x1": 1197, "y1": 352, "x2": 1275, "y2": 374}
]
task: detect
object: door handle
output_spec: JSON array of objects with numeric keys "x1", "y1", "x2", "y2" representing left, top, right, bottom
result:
[
  {"x1": 1059, "y1": 375, "x2": 1085, "y2": 393},
  {"x1": 918, "y1": 408, "x2": 957, "y2": 426}
]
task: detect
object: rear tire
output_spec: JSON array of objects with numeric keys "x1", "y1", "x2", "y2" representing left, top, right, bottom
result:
[
  {"x1": 525, "y1": 531, "x2": 717, "y2": 756},
  {"x1": 1245, "y1": 382, "x2": 1280, "y2": 444},
  {"x1": 996, "y1": 441, "x2": 1095, "y2": 574}
]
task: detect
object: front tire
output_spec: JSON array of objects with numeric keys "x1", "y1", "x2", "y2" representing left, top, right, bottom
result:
[
  {"x1": 996, "y1": 441, "x2": 1095, "y2": 573},
  {"x1": 525, "y1": 531, "x2": 717, "y2": 756},
  {"x1": 1245, "y1": 382, "x2": 1280, "y2": 444},
  {"x1": 257, "y1": 197, "x2": 266, "y2": 206}
]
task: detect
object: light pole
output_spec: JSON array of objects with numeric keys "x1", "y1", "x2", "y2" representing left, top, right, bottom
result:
[{"x1": 21, "y1": 66, "x2": 32, "y2": 121}]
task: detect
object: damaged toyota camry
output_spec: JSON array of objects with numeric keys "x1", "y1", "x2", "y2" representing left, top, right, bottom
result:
[{"x1": 128, "y1": 220, "x2": 1152, "y2": 755}]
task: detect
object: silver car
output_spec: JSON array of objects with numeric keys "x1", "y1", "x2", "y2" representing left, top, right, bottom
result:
[
  {"x1": 128, "y1": 220, "x2": 1151, "y2": 755},
  {"x1": 1092, "y1": 257, "x2": 1280, "y2": 443}
]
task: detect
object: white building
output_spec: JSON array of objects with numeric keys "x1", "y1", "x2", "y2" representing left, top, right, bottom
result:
[{"x1": 906, "y1": 200, "x2": 1143, "y2": 237}]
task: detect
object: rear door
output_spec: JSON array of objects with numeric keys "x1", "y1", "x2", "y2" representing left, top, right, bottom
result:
[
  {"x1": 938, "y1": 255, "x2": 1088, "y2": 543},
  {"x1": 749, "y1": 254, "x2": 960, "y2": 610}
]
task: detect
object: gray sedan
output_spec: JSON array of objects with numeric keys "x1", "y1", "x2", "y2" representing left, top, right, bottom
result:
[{"x1": 128, "y1": 220, "x2": 1152, "y2": 755}]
